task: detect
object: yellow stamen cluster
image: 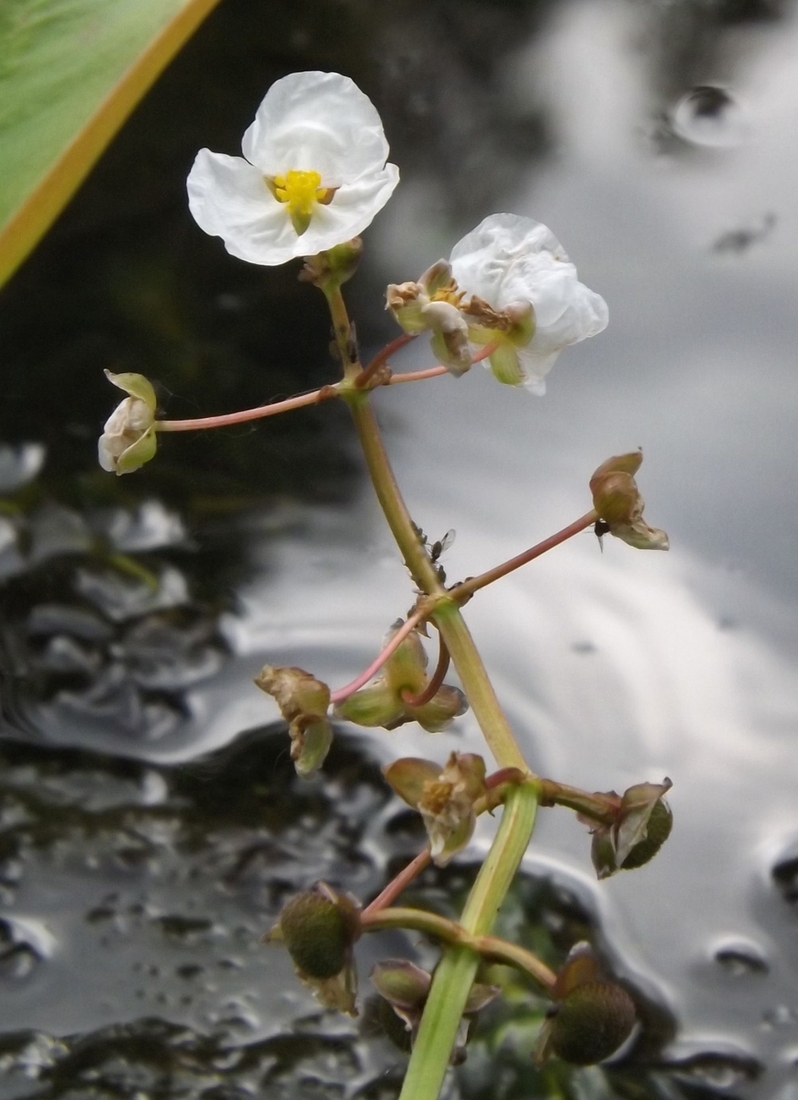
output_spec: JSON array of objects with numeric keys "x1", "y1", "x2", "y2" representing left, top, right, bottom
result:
[{"x1": 269, "y1": 169, "x2": 335, "y2": 236}]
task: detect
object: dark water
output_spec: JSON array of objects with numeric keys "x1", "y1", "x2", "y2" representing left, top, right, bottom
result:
[{"x1": 2, "y1": 0, "x2": 798, "y2": 1096}]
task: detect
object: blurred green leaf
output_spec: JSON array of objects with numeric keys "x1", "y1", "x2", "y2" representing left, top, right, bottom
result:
[{"x1": 0, "y1": 0, "x2": 222, "y2": 287}]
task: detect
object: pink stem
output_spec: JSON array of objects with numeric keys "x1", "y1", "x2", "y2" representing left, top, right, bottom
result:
[
  {"x1": 454, "y1": 510, "x2": 599, "y2": 601},
  {"x1": 330, "y1": 609, "x2": 426, "y2": 704},
  {"x1": 356, "y1": 332, "x2": 416, "y2": 388},
  {"x1": 156, "y1": 384, "x2": 338, "y2": 432},
  {"x1": 155, "y1": 340, "x2": 501, "y2": 432},
  {"x1": 361, "y1": 848, "x2": 432, "y2": 918},
  {"x1": 386, "y1": 337, "x2": 500, "y2": 386}
]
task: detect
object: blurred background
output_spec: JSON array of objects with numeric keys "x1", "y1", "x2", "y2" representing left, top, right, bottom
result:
[{"x1": 1, "y1": 0, "x2": 798, "y2": 1096}]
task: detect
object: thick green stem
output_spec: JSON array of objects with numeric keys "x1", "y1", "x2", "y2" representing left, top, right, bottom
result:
[
  {"x1": 397, "y1": 784, "x2": 539, "y2": 1100},
  {"x1": 325, "y1": 285, "x2": 538, "y2": 1099},
  {"x1": 433, "y1": 603, "x2": 529, "y2": 772}
]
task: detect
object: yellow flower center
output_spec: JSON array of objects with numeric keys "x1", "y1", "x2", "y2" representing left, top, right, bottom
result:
[{"x1": 269, "y1": 170, "x2": 336, "y2": 236}]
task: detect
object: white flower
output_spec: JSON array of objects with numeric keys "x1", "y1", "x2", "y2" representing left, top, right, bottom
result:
[
  {"x1": 450, "y1": 213, "x2": 609, "y2": 393},
  {"x1": 98, "y1": 372, "x2": 157, "y2": 475},
  {"x1": 186, "y1": 71, "x2": 399, "y2": 266}
]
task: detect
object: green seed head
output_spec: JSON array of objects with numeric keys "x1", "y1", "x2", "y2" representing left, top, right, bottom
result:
[
  {"x1": 279, "y1": 887, "x2": 359, "y2": 979},
  {"x1": 621, "y1": 799, "x2": 673, "y2": 871},
  {"x1": 548, "y1": 981, "x2": 636, "y2": 1065}
]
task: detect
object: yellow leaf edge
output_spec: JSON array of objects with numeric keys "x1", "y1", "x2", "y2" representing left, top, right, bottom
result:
[{"x1": 0, "y1": 0, "x2": 224, "y2": 290}]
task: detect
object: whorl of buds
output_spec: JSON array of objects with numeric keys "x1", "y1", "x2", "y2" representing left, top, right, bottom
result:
[
  {"x1": 590, "y1": 449, "x2": 669, "y2": 550},
  {"x1": 536, "y1": 943, "x2": 636, "y2": 1066}
]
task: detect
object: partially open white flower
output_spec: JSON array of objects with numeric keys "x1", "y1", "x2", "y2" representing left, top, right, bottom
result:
[
  {"x1": 450, "y1": 213, "x2": 609, "y2": 393},
  {"x1": 98, "y1": 371, "x2": 157, "y2": 475},
  {"x1": 187, "y1": 71, "x2": 399, "y2": 266}
]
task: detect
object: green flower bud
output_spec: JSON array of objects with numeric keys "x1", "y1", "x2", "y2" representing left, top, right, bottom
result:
[
  {"x1": 301, "y1": 238, "x2": 363, "y2": 290},
  {"x1": 371, "y1": 959, "x2": 431, "y2": 1012},
  {"x1": 98, "y1": 371, "x2": 158, "y2": 475},
  {"x1": 545, "y1": 981, "x2": 636, "y2": 1065}
]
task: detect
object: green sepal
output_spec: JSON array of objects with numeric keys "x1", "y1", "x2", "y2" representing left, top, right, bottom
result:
[
  {"x1": 115, "y1": 425, "x2": 157, "y2": 475},
  {"x1": 487, "y1": 341, "x2": 524, "y2": 386},
  {"x1": 383, "y1": 757, "x2": 442, "y2": 808},
  {"x1": 104, "y1": 369, "x2": 157, "y2": 410}
]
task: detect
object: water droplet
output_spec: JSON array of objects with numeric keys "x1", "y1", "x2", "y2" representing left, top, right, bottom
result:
[
  {"x1": 772, "y1": 841, "x2": 798, "y2": 903},
  {"x1": 667, "y1": 1045, "x2": 762, "y2": 1088},
  {"x1": 762, "y1": 1004, "x2": 797, "y2": 1029},
  {"x1": 712, "y1": 936, "x2": 769, "y2": 976},
  {"x1": 672, "y1": 85, "x2": 747, "y2": 148}
]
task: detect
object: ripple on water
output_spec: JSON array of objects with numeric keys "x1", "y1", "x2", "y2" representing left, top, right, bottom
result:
[{"x1": 671, "y1": 85, "x2": 747, "y2": 148}]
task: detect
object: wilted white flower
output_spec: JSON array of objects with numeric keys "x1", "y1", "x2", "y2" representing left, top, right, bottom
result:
[
  {"x1": 450, "y1": 213, "x2": 608, "y2": 393},
  {"x1": 187, "y1": 71, "x2": 399, "y2": 266},
  {"x1": 98, "y1": 372, "x2": 157, "y2": 475}
]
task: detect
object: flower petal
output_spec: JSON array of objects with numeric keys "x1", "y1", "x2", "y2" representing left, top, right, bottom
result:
[
  {"x1": 450, "y1": 213, "x2": 608, "y2": 391},
  {"x1": 242, "y1": 71, "x2": 392, "y2": 182}
]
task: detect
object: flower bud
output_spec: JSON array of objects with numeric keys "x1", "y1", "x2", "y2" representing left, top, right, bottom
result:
[
  {"x1": 276, "y1": 883, "x2": 361, "y2": 1015},
  {"x1": 98, "y1": 371, "x2": 158, "y2": 475},
  {"x1": 372, "y1": 959, "x2": 431, "y2": 1013},
  {"x1": 301, "y1": 238, "x2": 363, "y2": 290},
  {"x1": 254, "y1": 665, "x2": 332, "y2": 778},
  {"x1": 372, "y1": 960, "x2": 497, "y2": 1057},
  {"x1": 589, "y1": 450, "x2": 669, "y2": 551}
]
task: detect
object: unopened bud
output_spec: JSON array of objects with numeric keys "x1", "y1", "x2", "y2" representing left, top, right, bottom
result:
[
  {"x1": 99, "y1": 372, "x2": 158, "y2": 475},
  {"x1": 301, "y1": 238, "x2": 363, "y2": 289},
  {"x1": 334, "y1": 622, "x2": 467, "y2": 734}
]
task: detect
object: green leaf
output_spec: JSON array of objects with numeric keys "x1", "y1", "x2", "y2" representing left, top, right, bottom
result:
[{"x1": 0, "y1": 0, "x2": 223, "y2": 288}]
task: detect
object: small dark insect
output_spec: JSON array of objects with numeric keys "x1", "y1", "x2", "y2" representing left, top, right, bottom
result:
[
  {"x1": 430, "y1": 529, "x2": 456, "y2": 564},
  {"x1": 594, "y1": 519, "x2": 611, "y2": 552}
]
